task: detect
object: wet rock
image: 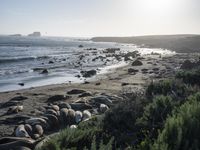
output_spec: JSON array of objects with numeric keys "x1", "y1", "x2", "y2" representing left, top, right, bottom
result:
[
  {"x1": 48, "y1": 60, "x2": 54, "y2": 64},
  {"x1": 78, "y1": 45, "x2": 84, "y2": 48},
  {"x1": 104, "y1": 48, "x2": 120, "y2": 53},
  {"x1": 132, "y1": 60, "x2": 143, "y2": 66},
  {"x1": 121, "y1": 83, "x2": 129, "y2": 86},
  {"x1": 18, "y1": 83, "x2": 24, "y2": 86},
  {"x1": 83, "y1": 81, "x2": 90, "y2": 84},
  {"x1": 40, "y1": 69, "x2": 48, "y2": 74},
  {"x1": 128, "y1": 68, "x2": 139, "y2": 74},
  {"x1": 95, "y1": 82, "x2": 101, "y2": 86},
  {"x1": 81, "y1": 70, "x2": 97, "y2": 78},
  {"x1": 67, "y1": 89, "x2": 86, "y2": 95},
  {"x1": 124, "y1": 51, "x2": 138, "y2": 61}
]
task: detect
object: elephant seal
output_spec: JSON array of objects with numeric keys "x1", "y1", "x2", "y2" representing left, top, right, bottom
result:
[
  {"x1": 43, "y1": 114, "x2": 59, "y2": 129},
  {"x1": 25, "y1": 118, "x2": 47, "y2": 127},
  {"x1": 82, "y1": 110, "x2": 92, "y2": 121},
  {"x1": 46, "y1": 109, "x2": 58, "y2": 117},
  {"x1": 100, "y1": 104, "x2": 109, "y2": 113},
  {"x1": 75, "y1": 111, "x2": 83, "y2": 123},
  {"x1": 58, "y1": 102, "x2": 71, "y2": 109},
  {"x1": 67, "y1": 109, "x2": 75, "y2": 125},
  {"x1": 0, "y1": 137, "x2": 35, "y2": 150},
  {"x1": 34, "y1": 125, "x2": 44, "y2": 136},
  {"x1": 70, "y1": 125, "x2": 77, "y2": 129},
  {"x1": 7, "y1": 105, "x2": 23, "y2": 114},
  {"x1": 24, "y1": 124, "x2": 32, "y2": 137},
  {"x1": 51, "y1": 105, "x2": 60, "y2": 111},
  {"x1": 60, "y1": 108, "x2": 69, "y2": 126},
  {"x1": 15, "y1": 125, "x2": 30, "y2": 138}
]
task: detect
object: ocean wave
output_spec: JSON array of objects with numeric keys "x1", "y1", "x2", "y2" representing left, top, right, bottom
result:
[{"x1": 0, "y1": 56, "x2": 50, "y2": 63}]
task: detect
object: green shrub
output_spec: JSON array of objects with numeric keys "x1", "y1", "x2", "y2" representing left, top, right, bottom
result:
[
  {"x1": 40, "y1": 117, "x2": 112, "y2": 150},
  {"x1": 176, "y1": 69, "x2": 200, "y2": 85},
  {"x1": 103, "y1": 98, "x2": 143, "y2": 147},
  {"x1": 152, "y1": 93, "x2": 200, "y2": 150},
  {"x1": 138, "y1": 96, "x2": 174, "y2": 132},
  {"x1": 146, "y1": 79, "x2": 195, "y2": 103}
]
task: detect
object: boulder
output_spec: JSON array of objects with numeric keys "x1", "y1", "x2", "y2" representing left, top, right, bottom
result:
[
  {"x1": 40, "y1": 69, "x2": 48, "y2": 74},
  {"x1": 78, "y1": 45, "x2": 84, "y2": 48},
  {"x1": 81, "y1": 70, "x2": 97, "y2": 78},
  {"x1": 180, "y1": 60, "x2": 200, "y2": 70},
  {"x1": 128, "y1": 68, "x2": 139, "y2": 74},
  {"x1": 132, "y1": 60, "x2": 143, "y2": 66}
]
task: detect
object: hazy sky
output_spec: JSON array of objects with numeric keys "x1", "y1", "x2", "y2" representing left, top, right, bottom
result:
[{"x1": 0, "y1": 0, "x2": 200, "y2": 37}]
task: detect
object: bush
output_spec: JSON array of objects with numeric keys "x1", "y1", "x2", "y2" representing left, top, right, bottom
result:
[
  {"x1": 138, "y1": 96, "x2": 174, "y2": 133},
  {"x1": 152, "y1": 93, "x2": 200, "y2": 150},
  {"x1": 176, "y1": 69, "x2": 200, "y2": 86},
  {"x1": 146, "y1": 79, "x2": 195, "y2": 103},
  {"x1": 103, "y1": 98, "x2": 144, "y2": 147},
  {"x1": 40, "y1": 117, "x2": 112, "y2": 150}
]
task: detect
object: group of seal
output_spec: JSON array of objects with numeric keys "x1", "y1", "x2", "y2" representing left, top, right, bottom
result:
[{"x1": 0, "y1": 92, "x2": 117, "y2": 150}]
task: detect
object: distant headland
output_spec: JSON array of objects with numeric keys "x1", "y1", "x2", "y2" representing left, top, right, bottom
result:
[{"x1": 28, "y1": 32, "x2": 41, "y2": 37}]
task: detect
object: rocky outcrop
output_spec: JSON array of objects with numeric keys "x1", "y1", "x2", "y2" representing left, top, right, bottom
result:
[
  {"x1": 132, "y1": 60, "x2": 143, "y2": 66},
  {"x1": 28, "y1": 32, "x2": 41, "y2": 37},
  {"x1": 80, "y1": 70, "x2": 97, "y2": 78},
  {"x1": 180, "y1": 60, "x2": 200, "y2": 70}
]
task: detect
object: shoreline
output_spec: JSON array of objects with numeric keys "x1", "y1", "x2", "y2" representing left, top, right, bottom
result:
[
  {"x1": 0, "y1": 52, "x2": 199, "y2": 143},
  {"x1": 0, "y1": 53, "x2": 182, "y2": 137}
]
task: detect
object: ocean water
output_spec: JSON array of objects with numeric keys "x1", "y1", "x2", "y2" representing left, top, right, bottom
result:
[{"x1": 0, "y1": 36, "x2": 175, "y2": 92}]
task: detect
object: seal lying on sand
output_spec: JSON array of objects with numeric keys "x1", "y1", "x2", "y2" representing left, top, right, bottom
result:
[
  {"x1": 15, "y1": 125, "x2": 30, "y2": 138},
  {"x1": 7, "y1": 105, "x2": 23, "y2": 114},
  {"x1": 0, "y1": 137, "x2": 36, "y2": 150}
]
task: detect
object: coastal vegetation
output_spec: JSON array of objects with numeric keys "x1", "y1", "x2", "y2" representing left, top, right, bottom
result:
[{"x1": 39, "y1": 68, "x2": 200, "y2": 150}]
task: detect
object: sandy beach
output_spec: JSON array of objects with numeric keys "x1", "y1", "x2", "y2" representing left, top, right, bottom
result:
[{"x1": 0, "y1": 52, "x2": 196, "y2": 138}]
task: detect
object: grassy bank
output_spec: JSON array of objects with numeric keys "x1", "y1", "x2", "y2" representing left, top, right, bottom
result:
[{"x1": 38, "y1": 69, "x2": 200, "y2": 150}]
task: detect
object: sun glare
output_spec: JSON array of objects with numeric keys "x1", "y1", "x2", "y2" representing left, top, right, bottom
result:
[{"x1": 136, "y1": 0, "x2": 176, "y2": 15}]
